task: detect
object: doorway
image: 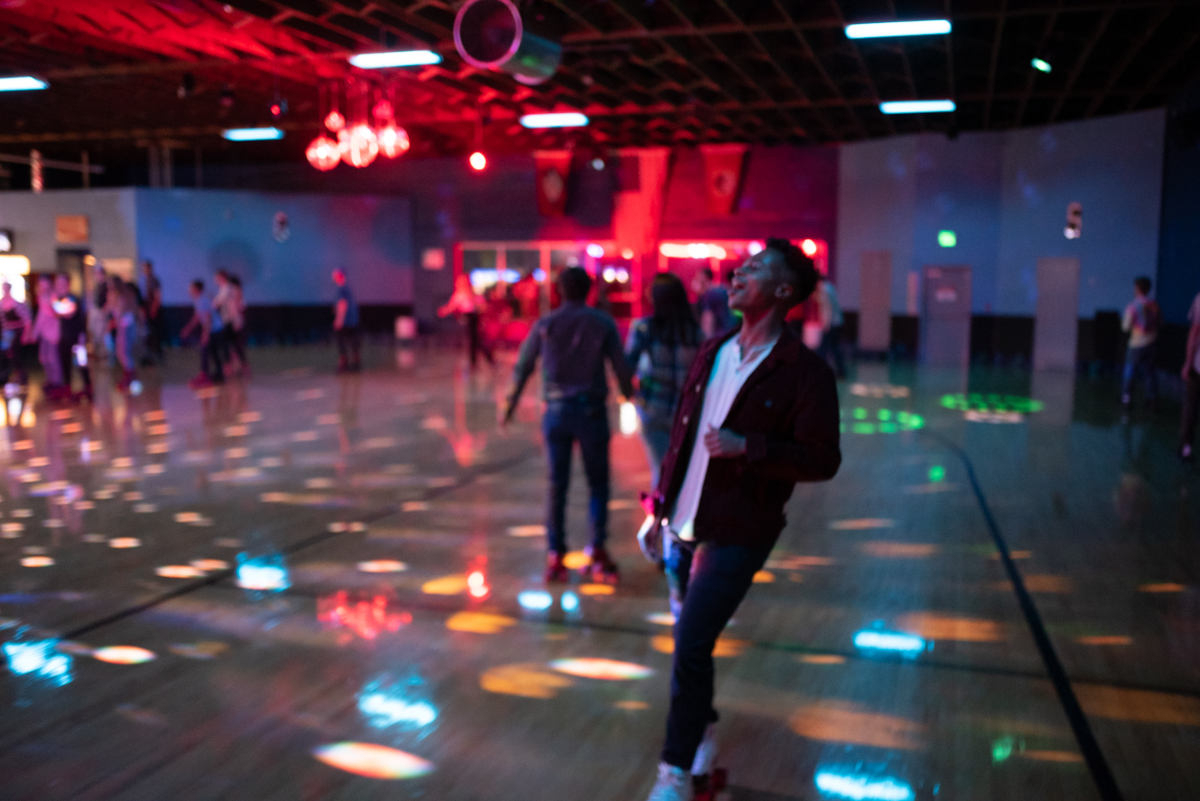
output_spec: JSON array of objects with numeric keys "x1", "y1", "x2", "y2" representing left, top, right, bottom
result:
[{"x1": 921, "y1": 266, "x2": 972, "y2": 367}]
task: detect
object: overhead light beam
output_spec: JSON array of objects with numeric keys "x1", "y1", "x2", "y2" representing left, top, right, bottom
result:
[
  {"x1": 221, "y1": 127, "x2": 285, "y2": 141},
  {"x1": 519, "y1": 112, "x2": 588, "y2": 129}
]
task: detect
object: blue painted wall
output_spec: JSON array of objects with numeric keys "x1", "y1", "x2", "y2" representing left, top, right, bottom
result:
[
  {"x1": 134, "y1": 189, "x2": 414, "y2": 305},
  {"x1": 838, "y1": 109, "x2": 1165, "y2": 318}
]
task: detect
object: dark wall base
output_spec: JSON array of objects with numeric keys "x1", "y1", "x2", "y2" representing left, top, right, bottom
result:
[
  {"x1": 840, "y1": 311, "x2": 1187, "y2": 371},
  {"x1": 163, "y1": 304, "x2": 415, "y2": 346}
]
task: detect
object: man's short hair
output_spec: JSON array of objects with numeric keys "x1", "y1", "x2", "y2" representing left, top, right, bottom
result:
[
  {"x1": 558, "y1": 266, "x2": 592, "y2": 302},
  {"x1": 1134, "y1": 276, "x2": 1152, "y2": 294},
  {"x1": 764, "y1": 237, "x2": 819, "y2": 305},
  {"x1": 191, "y1": 279, "x2": 204, "y2": 293}
]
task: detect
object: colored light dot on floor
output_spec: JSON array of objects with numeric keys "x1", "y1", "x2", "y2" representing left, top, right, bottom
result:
[{"x1": 929, "y1": 465, "x2": 946, "y2": 483}]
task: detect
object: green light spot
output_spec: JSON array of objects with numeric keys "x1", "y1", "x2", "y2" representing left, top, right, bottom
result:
[
  {"x1": 1031, "y1": 58, "x2": 1052, "y2": 73},
  {"x1": 929, "y1": 465, "x2": 946, "y2": 483},
  {"x1": 938, "y1": 230, "x2": 957, "y2": 248},
  {"x1": 992, "y1": 737, "x2": 1015, "y2": 764},
  {"x1": 851, "y1": 423, "x2": 876, "y2": 435},
  {"x1": 853, "y1": 408, "x2": 868, "y2": 420},
  {"x1": 878, "y1": 409, "x2": 892, "y2": 421},
  {"x1": 879, "y1": 422, "x2": 899, "y2": 434}
]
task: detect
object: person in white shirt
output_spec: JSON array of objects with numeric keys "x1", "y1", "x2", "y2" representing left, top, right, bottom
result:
[{"x1": 1180, "y1": 291, "x2": 1200, "y2": 461}]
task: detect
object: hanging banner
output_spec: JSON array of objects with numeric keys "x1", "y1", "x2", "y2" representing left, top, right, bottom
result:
[
  {"x1": 534, "y1": 150, "x2": 572, "y2": 217},
  {"x1": 700, "y1": 143, "x2": 748, "y2": 216}
]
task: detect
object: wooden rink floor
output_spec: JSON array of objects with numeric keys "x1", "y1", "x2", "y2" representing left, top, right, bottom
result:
[{"x1": 0, "y1": 345, "x2": 1197, "y2": 801}]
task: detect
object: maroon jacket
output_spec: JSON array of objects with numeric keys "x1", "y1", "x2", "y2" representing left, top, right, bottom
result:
[{"x1": 655, "y1": 324, "x2": 841, "y2": 549}]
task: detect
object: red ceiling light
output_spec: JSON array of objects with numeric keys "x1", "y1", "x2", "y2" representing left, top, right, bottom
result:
[
  {"x1": 800, "y1": 238, "x2": 818, "y2": 257},
  {"x1": 378, "y1": 125, "x2": 410, "y2": 158},
  {"x1": 343, "y1": 125, "x2": 379, "y2": 168},
  {"x1": 324, "y1": 110, "x2": 346, "y2": 132},
  {"x1": 468, "y1": 150, "x2": 487, "y2": 171},
  {"x1": 306, "y1": 135, "x2": 341, "y2": 171}
]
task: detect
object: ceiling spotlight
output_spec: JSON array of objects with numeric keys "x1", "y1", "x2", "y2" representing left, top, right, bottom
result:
[
  {"x1": 469, "y1": 151, "x2": 488, "y2": 171},
  {"x1": 1031, "y1": 58, "x2": 1052, "y2": 73},
  {"x1": 590, "y1": 157, "x2": 605, "y2": 171},
  {"x1": 270, "y1": 99, "x2": 288, "y2": 118},
  {"x1": 845, "y1": 19, "x2": 951, "y2": 39}
]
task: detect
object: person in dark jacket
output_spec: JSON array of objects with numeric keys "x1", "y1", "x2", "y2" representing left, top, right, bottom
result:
[
  {"x1": 641, "y1": 238, "x2": 840, "y2": 801},
  {"x1": 502, "y1": 266, "x2": 635, "y2": 583}
]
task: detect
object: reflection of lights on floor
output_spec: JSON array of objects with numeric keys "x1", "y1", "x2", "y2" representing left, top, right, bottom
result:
[
  {"x1": 506, "y1": 524, "x2": 545, "y2": 538},
  {"x1": 941, "y1": 393, "x2": 1044, "y2": 414},
  {"x1": 466, "y1": 569, "x2": 489, "y2": 599},
  {"x1": 849, "y1": 383, "x2": 910, "y2": 399},
  {"x1": 518, "y1": 590, "x2": 554, "y2": 611},
  {"x1": 579, "y1": 583, "x2": 615, "y2": 596},
  {"x1": 92, "y1": 646, "x2": 157, "y2": 665},
  {"x1": 20, "y1": 556, "x2": 54, "y2": 567},
  {"x1": 235, "y1": 558, "x2": 290, "y2": 592},
  {"x1": 853, "y1": 630, "x2": 927, "y2": 657},
  {"x1": 445, "y1": 612, "x2": 515, "y2": 634},
  {"x1": 328, "y1": 521, "x2": 367, "y2": 533},
  {"x1": 191, "y1": 559, "x2": 230, "y2": 572},
  {"x1": 792, "y1": 702, "x2": 925, "y2": 750},
  {"x1": 1075, "y1": 635, "x2": 1133, "y2": 646},
  {"x1": 614, "y1": 700, "x2": 649, "y2": 711},
  {"x1": 814, "y1": 770, "x2": 914, "y2": 801},
  {"x1": 550, "y1": 658, "x2": 653, "y2": 680},
  {"x1": 840, "y1": 408, "x2": 924, "y2": 435},
  {"x1": 357, "y1": 560, "x2": 408, "y2": 573},
  {"x1": 359, "y1": 690, "x2": 438, "y2": 729},
  {"x1": 562, "y1": 551, "x2": 590, "y2": 570},
  {"x1": 479, "y1": 663, "x2": 572, "y2": 699},
  {"x1": 646, "y1": 612, "x2": 676, "y2": 626},
  {"x1": 798, "y1": 654, "x2": 847, "y2": 665},
  {"x1": 652, "y1": 635, "x2": 746, "y2": 658},
  {"x1": 318, "y1": 590, "x2": 411, "y2": 640},
  {"x1": 860, "y1": 542, "x2": 938, "y2": 558},
  {"x1": 157, "y1": 565, "x2": 204, "y2": 578},
  {"x1": 312, "y1": 742, "x2": 434, "y2": 780},
  {"x1": 402, "y1": 501, "x2": 430, "y2": 512},
  {"x1": 1139, "y1": 583, "x2": 1186, "y2": 593},
  {"x1": 3, "y1": 639, "x2": 72, "y2": 686},
  {"x1": 893, "y1": 613, "x2": 1002, "y2": 643},
  {"x1": 560, "y1": 591, "x2": 580, "y2": 612},
  {"x1": 421, "y1": 575, "x2": 468, "y2": 595},
  {"x1": 753, "y1": 570, "x2": 775, "y2": 583},
  {"x1": 829, "y1": 518, "x2": 894, "y2": 531},
  {"x1": 169, "y1": 641, "x2": 228, "y2": 659},
  {"x1": 619, "y1": 401, "x2": 639, "y2": 436}
]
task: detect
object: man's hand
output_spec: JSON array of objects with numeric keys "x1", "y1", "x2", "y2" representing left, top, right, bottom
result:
[{"x1": 704, "y1": 424, "x2": 746, "y2": 458}]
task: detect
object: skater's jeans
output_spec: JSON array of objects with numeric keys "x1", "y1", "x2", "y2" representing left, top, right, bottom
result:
[
  {"x1": 542, "y1": 398, "x2": 610, "y2": 555},
  {"x1": 1121, "y1": 342, "x2": 1157, "y2": 404},
  {"x1": 661, "y1": 540, "x2": 771, "y2": 770}
]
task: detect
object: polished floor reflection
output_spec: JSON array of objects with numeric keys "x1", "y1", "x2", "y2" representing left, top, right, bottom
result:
[{"x1": 0, "y1": 347, "x2": 1197, "y2": 800}]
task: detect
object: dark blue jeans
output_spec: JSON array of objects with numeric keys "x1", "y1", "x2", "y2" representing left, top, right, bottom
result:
[
  {"x1": 661, "y1": 540, "x2": 772, "y2": 769},
  {"x1": 1121, "y1": 342, "x2": 1157, "y2": 404},
  {"x1": 542, "y1": 400, "x2": 610, "y2": 554}
]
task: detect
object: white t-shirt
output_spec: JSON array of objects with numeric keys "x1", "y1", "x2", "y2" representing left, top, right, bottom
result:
[
  {"x1": 670, "y1": 334, "x2": 778, "y2": 540},
  {"x1": 1190, "y1": 293, "x2": 1200, "y2": 373}
]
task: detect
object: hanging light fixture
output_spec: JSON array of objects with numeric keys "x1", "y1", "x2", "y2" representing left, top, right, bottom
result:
[
  {"x1": 344, "y1": 124, "x2": 379, "y2": 168},
  {"x1": 325, "y1": 110, "x2": 346, "y2": 132},
  {"x1": 378, "y1": 126, "x2": 410, "y2": 158},
  {"x1": 306, "y1": 135, "x2": 341, "y2": 171}
]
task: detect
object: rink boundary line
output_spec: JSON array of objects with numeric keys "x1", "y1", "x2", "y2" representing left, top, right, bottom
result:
[{"x1": 925, "y1": 430, "x2": 1125, "y2": 801}]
